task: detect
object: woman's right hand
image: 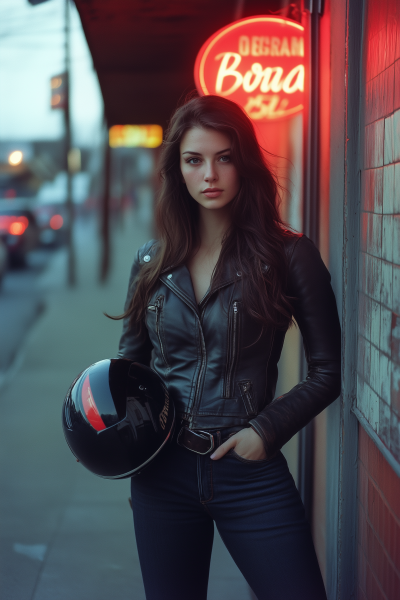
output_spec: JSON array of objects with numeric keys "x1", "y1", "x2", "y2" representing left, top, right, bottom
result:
[{"x1": 210, "y1": 427, "x2": 267, "y2": 461}]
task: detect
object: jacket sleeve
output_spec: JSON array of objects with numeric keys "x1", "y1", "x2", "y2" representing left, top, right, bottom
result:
[
  {"x1": 249, "y1": 235, "x2": 342, "y2": 456},
  {"x1": 117, "y1": 245, "x2": 154, "y2": 365}
]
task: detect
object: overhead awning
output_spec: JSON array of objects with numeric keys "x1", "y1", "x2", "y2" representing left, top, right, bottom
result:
[{"x1": 74, "y1": 0, "x2": 294, "y2": 128}]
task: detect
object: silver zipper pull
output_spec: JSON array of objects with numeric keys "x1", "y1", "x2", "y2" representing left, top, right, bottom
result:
[{"x1": 233, "y1": 302, "x2": 238, "y2": 313}]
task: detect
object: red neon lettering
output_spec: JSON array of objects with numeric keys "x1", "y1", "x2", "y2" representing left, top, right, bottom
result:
[
  {"x1": 215, "y1": 53, "x2": 304, "y2": 97},
  {"x1": 194, "y1": 17, "x2": 305, "y2": 121}
]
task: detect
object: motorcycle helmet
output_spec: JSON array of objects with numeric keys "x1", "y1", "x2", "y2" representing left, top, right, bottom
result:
[{"x1": 62, "y1": 359, "x2": 175, "y2": 478}]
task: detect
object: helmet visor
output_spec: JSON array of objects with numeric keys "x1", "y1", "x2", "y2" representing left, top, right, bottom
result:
[{"x1": 72, "y1": 360, "x2": 121, "y2": 430}]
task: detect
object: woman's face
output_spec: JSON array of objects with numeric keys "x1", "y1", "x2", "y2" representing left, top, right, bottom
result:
[{"x1": 180, "y1": 127, "x2": 241, "y2": 211}]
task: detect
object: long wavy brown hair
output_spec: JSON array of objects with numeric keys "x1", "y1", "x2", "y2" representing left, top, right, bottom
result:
[{"x1": 115, "y1": 94, "x2": 294, "y2": 331}]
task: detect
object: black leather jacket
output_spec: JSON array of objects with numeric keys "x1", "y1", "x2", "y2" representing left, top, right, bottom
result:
[{"x1": 118, "y1": 234, "x2": 341, "y2": 456}]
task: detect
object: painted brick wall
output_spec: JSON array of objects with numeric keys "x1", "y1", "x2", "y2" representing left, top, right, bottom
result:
[
  {"x1": 357, "y1": 426, "x2": 400, "y2": 599},
  {"x1": 356, "y1": 1, "x2": 400, "y2": 598},
  {"x1": 357, "y1": 0, "x2": 400, "y2": 463}
]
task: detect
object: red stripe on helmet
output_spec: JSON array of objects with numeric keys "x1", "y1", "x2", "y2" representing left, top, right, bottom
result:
[{"x1": 81, "y1": 374, "x2": 106, "y2": 431}]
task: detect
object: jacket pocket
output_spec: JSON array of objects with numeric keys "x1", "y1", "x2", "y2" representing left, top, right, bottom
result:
[
  {"x1": 223, "y1": 301, "x2": 241, "y2": 398},
  {"x1": 147, "y1": 295, "x2": 169, "y2": 368},
  {"x1": 238, "y1": 380, "x2": 256, "y2": 415}
]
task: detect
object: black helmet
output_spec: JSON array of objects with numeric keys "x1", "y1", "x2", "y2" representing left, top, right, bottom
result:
[{"x1": 62, "y1": 359, "x2": 175, "y2": 479}]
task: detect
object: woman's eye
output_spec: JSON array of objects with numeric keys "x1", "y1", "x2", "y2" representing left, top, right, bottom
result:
[
  {"x1": 219, "y1": 155, "x2": 231, "y2": 162},
  {"x1": 187, "y1": 157, "x2": 201, "y2": 164}
]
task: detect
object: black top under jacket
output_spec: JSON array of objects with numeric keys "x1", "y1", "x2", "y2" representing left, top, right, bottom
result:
[{"x1": 118, "y1": 233, "x2": 341, "y2": 457}]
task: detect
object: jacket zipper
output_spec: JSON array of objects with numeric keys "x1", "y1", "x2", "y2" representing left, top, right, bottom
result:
[
  {"x1": 152, "y1": 279, "x2": 206, "y2": 429},
  {"x1": 159, "y1": 275, "x2": 239, "y2": 429},
  {"x1": 187, "y1": 305, "x2": 207, "y2": 428},
  {"x1": 224, "y1": 301, "x2": 240, "y2": 398},
  {"x1": 149, "y1": 295, "x2": 169, "y2": 368},
  {"x1": 240, "y1": 381, "x2": 255, "y2": 415}
]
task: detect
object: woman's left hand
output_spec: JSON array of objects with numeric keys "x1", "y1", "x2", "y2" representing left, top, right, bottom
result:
[{"x1": 210, "y1": 427, "x2": 267, "y2": 461}]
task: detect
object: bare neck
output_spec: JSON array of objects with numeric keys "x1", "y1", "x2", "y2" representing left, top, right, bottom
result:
[
  {"x1": 188, "y1": 205, "x2": 232, "y2": 304},
  {"x1": 197, "y1": 204, "x2": 232, "y2": 254}
]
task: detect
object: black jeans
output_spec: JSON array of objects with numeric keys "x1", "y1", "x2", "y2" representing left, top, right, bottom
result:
[{"x1": 130, "y1": 428, "x2": 327, "y2": 600}]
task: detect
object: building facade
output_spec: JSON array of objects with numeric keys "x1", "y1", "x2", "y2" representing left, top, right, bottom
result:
[{"x1": 315, "y1": 0, "x2": 399, "y2": 597}]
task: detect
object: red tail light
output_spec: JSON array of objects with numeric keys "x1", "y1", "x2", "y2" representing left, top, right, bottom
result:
[
  {"x1": 0, "y1": 215, "x2": 29, "y2": 235},
  {"x1": 49, "y1": 214, "x2": 63, "y2": 230}
]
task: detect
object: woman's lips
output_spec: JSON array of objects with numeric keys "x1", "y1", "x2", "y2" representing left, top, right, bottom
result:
[{"x1": 202, "y1": 189, "x2": 223, "y2": 198}]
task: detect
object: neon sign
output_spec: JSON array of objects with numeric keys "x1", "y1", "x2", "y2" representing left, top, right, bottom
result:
[{"x1": 194, "y1": 17, "x2": 305, "y2": 121}]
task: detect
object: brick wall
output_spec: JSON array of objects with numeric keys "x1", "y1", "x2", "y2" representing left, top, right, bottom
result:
[
  {"x1": 357, "y1": 0, "x2": 400, "y2": 463},
  {"x1": 356, "y1": 1, "x2": 400, "y2": 598},
  {"x1": 357, "y1": 427, "x2": 400, "y2": 599}
]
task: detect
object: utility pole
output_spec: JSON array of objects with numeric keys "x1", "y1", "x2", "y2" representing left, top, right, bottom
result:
[
  {"x1": 100, "y1": 135, "x2": 111, "y2": 282},
  {"x1": 298, "y1": 0, "x2": 324, "y2": 524},
  {"x1": 64, "y1": 0, "x2": 76, "y2": 286}
]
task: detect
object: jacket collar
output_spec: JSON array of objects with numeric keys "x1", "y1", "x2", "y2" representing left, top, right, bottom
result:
[{"x1": 159, "y1": 259, "x2": 241, "y2": 315}]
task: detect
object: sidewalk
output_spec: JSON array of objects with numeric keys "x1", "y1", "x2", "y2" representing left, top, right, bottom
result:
[{"x1": 0, "y1": 210, "x2": 252, "y2": 600}]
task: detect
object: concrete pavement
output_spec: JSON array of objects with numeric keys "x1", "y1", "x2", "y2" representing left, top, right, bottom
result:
[
  {"x1": 0, "y1": 249, "x2": 51, "y2": 378},
  {"x1": 0, "y1": 210, "x2": 253, "y2": 600}
]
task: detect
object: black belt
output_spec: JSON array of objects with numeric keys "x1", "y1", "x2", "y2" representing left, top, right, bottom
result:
[{"x1": 177, "y1": 426, "x2": 216, "y2": 455}]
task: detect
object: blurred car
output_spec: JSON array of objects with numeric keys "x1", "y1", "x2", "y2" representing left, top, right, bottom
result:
[
  {"x1": 0, "y1": 199, "x2": 40, "y2": 267},
  {"x1": 34, "y1": 203, "x2": 67, "y2": 247},
  {"x1": 0, "y1": 237, "x2": 7, "y2": 288},
  {"x1": 34, "y1": 173, "x2": 68, "y2": 247},
  {"x1": 33, "y1": 172, "x2": 90, "y2": 247}
]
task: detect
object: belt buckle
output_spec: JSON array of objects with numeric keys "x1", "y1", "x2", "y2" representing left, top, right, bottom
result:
[
  {"x1": 177, "y1": 427, "x2": 215, "y2": 455},
  {"x1": 195, "y1": 430, "x2": 215, "y2": 455}
]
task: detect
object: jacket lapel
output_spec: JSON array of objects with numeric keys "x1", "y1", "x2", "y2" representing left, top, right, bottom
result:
[
  {"x1": 198, "y1": 260, "x2": 241, "y2": 311},
  {"x1": 160, "y1": 259, "x2": 241, "y2": 315},
  {"x1": 159, "y1": 264, "x2": 199, "y2": 315}
]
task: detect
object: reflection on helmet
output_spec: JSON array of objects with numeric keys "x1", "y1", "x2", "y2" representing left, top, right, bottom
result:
[
  {"x1": 62, "y1": 359, "x2": 175, "y2": 479},
  {"x1": 80, "y1": 373, "x2": 107, "y2": 431}
]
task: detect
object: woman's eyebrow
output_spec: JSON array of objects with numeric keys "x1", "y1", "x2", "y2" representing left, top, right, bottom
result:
[
  {"x1": 182, "y1": 148, "x2": 231, "y2": 155},
  {"x1": 216, "y1": 148, "x2": 231, "y2": 154}
]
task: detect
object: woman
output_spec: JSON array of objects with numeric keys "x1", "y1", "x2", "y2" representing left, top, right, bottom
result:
[{"x1": 116, "y1": 95, "x2": 341, "y2": 600}]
